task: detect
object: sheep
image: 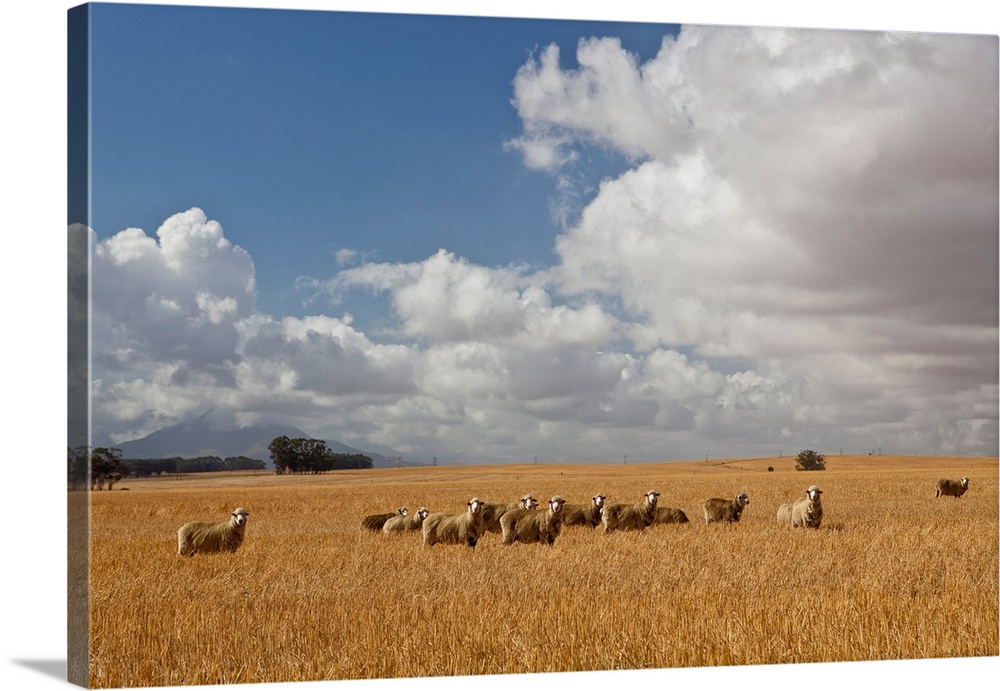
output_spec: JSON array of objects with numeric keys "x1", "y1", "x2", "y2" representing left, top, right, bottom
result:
[
  {"x1": 703, "y1": 492, "x2": 750, "y2": 524},
  {"x1": 652, "y1": 506, "x2": 690, "y2": 525},
  {"x1": 480, "y1": 494, "x2": 539, "y2": 533},
  {"x1": 601, "y1": 490, "x2": 660, "y2": 534},
  {"x1": 500, "y1": 495, "x2": 567, "y2": 546},
  {"x1": 177, "y1": 507, "x2": 250, "y2": 556},
  {"x1": 422, "y1": 497, "x2": 486, "y2": 548},
  {"x1": 562, "y1": 493, "x2": 606, "y2": 528},
  {"x1": 777, "y1": 485, "x2": 823, "y2": 529},
  {"x1": 936, "y1": 476, "x2": 970, "y2": 498},
  {"x1": 361, "y1": 506, "x2": 407, "y2": 532},
  {"x1": 383, "y1": 506, "x2": 430, "y2": 534}
]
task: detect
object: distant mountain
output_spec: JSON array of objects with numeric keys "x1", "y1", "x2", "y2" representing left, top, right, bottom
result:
[{"x1": 114, "y1": 415, "x2": 397, "y2": 468}]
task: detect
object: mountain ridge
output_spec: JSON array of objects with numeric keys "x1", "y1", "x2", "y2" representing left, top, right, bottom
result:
[{"x1": 113, "y1": 416, "x2": 398, "y2": 468}]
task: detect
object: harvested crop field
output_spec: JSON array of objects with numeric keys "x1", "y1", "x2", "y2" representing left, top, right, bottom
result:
[{"x1": 80, "y1": 455, "x2": 998, "y2": 688}]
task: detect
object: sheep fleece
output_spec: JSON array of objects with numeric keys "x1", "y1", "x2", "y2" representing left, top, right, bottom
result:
[
  {"x1": 936, "y1": 478, "x2": 969, "y2": 498},
  {"x1": 563, "y1": 495, "x2": 605, "y2": 527},
  {"x1": 501, "y1": 497, "x2": 565, "y2": 545},
  {"x1": 177, "y1": 508, "x2": 249, "y2": 556},
  {"x1": 422, "y1": 500, "x2": 485, "y2": 547}
]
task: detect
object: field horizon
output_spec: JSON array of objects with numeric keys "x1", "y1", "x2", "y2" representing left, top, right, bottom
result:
[{"x1": 83, "y1": 453, "x2": 998, "y2": 688}]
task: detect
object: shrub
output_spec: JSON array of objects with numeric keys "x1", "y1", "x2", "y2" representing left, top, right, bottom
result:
[{"x1": 795, "y1": 449, "x2": 826, "y2": 471}]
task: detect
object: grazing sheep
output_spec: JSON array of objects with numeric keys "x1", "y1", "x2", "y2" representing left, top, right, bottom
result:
[
  {"x1": 480, "y1": 494, "x2": 539, "y2": 533},
  {"x1": 361, "y1": 507, "x2": 407, "y2": 532},
  {"x1": 777, "y1": 485, "x2": 823, "y2": 529},
  {"x1": 177, "y1": 507, "x2": 250, "y2": 556},
  {"x1": 703, "y1": 492, "x2": 750, "y2": 524},
  {"x1": 562, "y1": 493, "x2": 606, "y2": 528},
  {"x1": 501, "y1": 495, "x2": 567, "y2": 546},
  {"x1": 422, "y1": 497, "x2": 486, "y2": 548},
  {"x1": 936, "y1": 476, "x2": 970, "y2": 498},
  {"x1": 653, "y1": 506, "x2": 690, "y2": 525},
  {"x1": 383, "y1": 507, "x2": 430, "y2": 534},
  {"x1": 601, "y1": 490, "x2": 660, "y2": 534}
]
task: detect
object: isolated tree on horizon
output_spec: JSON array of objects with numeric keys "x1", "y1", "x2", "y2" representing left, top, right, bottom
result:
[{"x1": 795, "y1": 449, "x2": 826, "y2": 471}]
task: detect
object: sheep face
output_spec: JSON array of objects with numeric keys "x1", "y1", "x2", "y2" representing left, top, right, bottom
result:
[
  {"x1": 549, "y1": 496, "x2": 566, "y2": 513},
  {"x1": 960, "y1": 477, "x2": 970, "y2": 488},
  {"x1": 736, "y1": 492, "x2": 750, "y2": 507},
  {"x1": 806, "y1": 486, "x2": 822, "y2": 502},
  {"x1": 645, "y1": 490, "x2": 660, "y2": 508},
  {"x1": 417, "y1": 507, "x2": 430, "y2": 520},
  {"x1": 232, "y1": 508, "x2": 250, "y2": 527},
  {"x1": 520, "y1": 494, "x2": 539, "y2": 510},
  {"x1": 592, "y1": 494, "x2": 606, "y2": 509},
  {"x1": 468, "y1": 498, "x2": 484, "y2": 514},
  {"x1": 397, "y1": 507, "x2": 409, "y2": 517}
]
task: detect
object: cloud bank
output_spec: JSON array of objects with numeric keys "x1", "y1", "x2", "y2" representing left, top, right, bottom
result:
[{"x1": 87, "y1": 25, "x2": 997, "y2": 462}]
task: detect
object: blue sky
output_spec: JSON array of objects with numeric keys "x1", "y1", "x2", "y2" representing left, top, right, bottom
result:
[
  {"x1": 68, "y1": 1, "x2": 998, "y2": 465},
  {"x1": 86, "y1": 5, "x2": 676, "y2": 318}
]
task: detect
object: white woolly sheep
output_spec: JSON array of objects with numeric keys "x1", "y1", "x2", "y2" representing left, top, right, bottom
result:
[
  {"x1": 703, "y1": 492, "x2": 750, "y2": 524},
  {"x1": 177, "y1": 507, "x2": 250, "y2": 556},
  {"x1": 652, "y1": 506, "x2": 690, "y2": 525},
  {"x1": 383, "y1": 507, "x2": 430, "y2": 534},
  {"x1": 480, "y1": 494, "x2": 539, "y2": 533},
  {"x1": 601, "y1": 490, "x2": 660, "y2": 534},
  {"x1": 501, "y1": 495, "x2": 567, "y2": 546},
  {"x1": 361, "y1": 506, "x2": 407, "y2": 532},
  {"x1": 777, "y1": 485, "x2": 823, "y2": 529},
  {"x1": 936, "y1": 476, "x2": 970, "y2": 498},
  {"x1": 562, "y1": 493, "x2": 606, "y2": 528},
  {"x1": 422, "y1": 497, "x2": 487, "y2": 548}
]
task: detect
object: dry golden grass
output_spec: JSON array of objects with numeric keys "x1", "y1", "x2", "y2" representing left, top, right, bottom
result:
[{"x1": 84, "y1": 455, "x2": 998, "y2": 688}]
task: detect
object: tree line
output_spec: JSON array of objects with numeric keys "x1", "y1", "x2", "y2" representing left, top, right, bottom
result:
[
  {"x1": 68, "y1": 435, "x2": 375, "y2": 489},
  {"x1": 268, "y1": 435, "x2": 373, "y2": 473},
  {"x1": 68, "y1": 446, "x2": 268, "y2": 490}
]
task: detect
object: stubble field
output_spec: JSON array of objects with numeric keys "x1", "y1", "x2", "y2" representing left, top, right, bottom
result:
[{"x1": 83, "y1": 455, "x2": 998, "y2": 688}]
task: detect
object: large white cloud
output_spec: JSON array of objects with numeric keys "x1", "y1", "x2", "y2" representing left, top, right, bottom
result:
[
  {"x1": 508, "y1": 25, "x2": 998, "y2": 457},
  {"x1": 87, "y1": 24, "x2": 997, "y2": 462}
]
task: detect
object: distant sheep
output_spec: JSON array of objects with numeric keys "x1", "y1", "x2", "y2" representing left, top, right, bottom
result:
[
  {"x1": 562, "y1": 493, "x2": 606, "y2": 528},
  {"x1": 936, "y1": 477, "x2": 970, "y2": 499},
  {"x1": 422, "y1": 497, "x2": 486, "y2": 548},
  {"x1": 361, "y1": 507, "x2": 407, "y2": 532},
  {"x1": 602, "y1": 490, "x2": 660, "y2": 534},
  {"x1": 703, "y1": 492, "x2": 750, "y2": 524},
  {"x1": 177, "y1": 507, "x2": 250, "y2": 556},
  {"x1": 653, "y1": 506, "x2": 690, "y2": 525},
  {"x1": 777, "y1": 485, "x2": 823, "y2": 529},
  {"x1": 480, "y1": 494, "x2": 539, "y2": 533},
  {"x1": 501, "y1": 495, "x2": 567, "y2": 546},
  {"x1": 383, "y1": 507, "x2": 430, "y2": 534}
]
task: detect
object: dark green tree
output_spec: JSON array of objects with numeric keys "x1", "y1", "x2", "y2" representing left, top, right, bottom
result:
[
  {"x1": 269, "y1": 435, "x2": 294, "y2": 473},
  {"x1": 795, "y1": 449, "x2": 826, "y2": 471},
  {"x1": 224, "y1": 456, "x2": 267, "y2": 471},
  {"x1": 269, "y1": 436, "x2": 373, "y2": 473},
  {"x1": 90, "y1": 447, "x2": 125, "y2": 490},
  {"x1": 68, "y1": 446, "x2": 90, "y2": 490}
]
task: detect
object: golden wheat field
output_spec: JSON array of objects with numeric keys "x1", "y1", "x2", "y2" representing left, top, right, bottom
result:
[{"x1": 81, "y1": 455, "x2": 998, "y2": 688}]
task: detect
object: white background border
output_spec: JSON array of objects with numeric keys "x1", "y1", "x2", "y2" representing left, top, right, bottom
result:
[{"x1": 2, "y1": 2, "x2": 997, "y2": 690}]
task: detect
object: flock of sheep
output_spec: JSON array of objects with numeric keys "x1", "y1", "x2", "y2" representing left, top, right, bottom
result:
[{"x1": 174, "y1": 475, "x2": 972, "y2": 555}]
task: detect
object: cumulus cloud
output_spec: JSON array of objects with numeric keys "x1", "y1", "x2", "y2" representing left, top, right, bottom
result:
[
  {"x1": 88, "y1": 25, "x2": 997, "y2": 462},
  {"x1": 328, "y1": 249, "x2": 618, "y2": 349},
  {"x1": 507, "y1": 25, "x2": 998, "y2": 457}
]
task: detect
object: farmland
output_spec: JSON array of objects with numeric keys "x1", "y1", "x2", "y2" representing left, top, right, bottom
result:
[{"x1": 83, "y1": 455, "x2": 998, "y2": 688}]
